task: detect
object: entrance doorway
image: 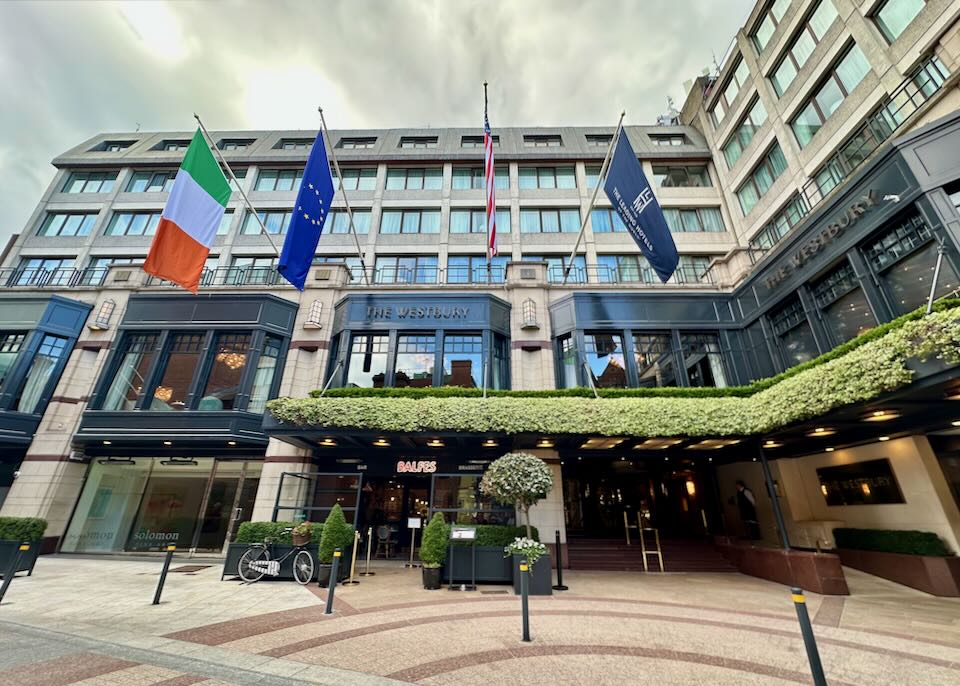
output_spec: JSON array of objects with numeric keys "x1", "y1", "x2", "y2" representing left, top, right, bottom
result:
[
  {"x1": 358, "y1": 476, "x2": 430, "y2": 556},
  {"x1": 562, "y1": 457, "x2": 721, "y2": 540}
]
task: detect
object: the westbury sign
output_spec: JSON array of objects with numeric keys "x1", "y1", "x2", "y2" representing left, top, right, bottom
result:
[
  {"x1": 764, "y1": 190, "x2": 878, "y2": 290},
  {"x1": 366, "y1": 305, "x2": 470, "y2": 321}
]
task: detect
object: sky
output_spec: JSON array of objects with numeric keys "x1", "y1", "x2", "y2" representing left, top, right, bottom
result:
[{"x1": 0, "y1": 0, "x2": 754, "y2": 249}]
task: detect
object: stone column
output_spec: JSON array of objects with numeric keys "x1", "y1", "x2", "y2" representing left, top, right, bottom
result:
[
  {"x1": 250, "y1": 439, "x2": 314, "y2": 522},
  {"x1": 524, "y1": 450, "x2": 566, "y2": 567}
]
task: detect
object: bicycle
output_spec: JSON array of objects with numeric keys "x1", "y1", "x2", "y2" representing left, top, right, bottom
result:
[{"x1": 237, "y1": 528, "x2": 315, "y2": 585}]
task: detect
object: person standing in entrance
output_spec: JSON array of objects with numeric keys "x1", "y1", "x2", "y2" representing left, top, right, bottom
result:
[{"x1": 736, "y1": 480, "x2": 761, "y2": 540}]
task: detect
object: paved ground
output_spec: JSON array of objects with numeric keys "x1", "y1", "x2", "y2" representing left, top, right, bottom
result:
[{"x1": 1, "y1": 555, "x2": 959, "y2": 685}]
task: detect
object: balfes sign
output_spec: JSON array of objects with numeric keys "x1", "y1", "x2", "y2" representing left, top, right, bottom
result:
[{"x1": 764, "y1": 190, "x2": 877, "y2": 290}]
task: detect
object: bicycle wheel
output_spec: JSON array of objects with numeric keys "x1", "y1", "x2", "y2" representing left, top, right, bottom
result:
[
  {"x1": 293, "y1": 549, "x2": 315, "y2": 585},
  {"x1": 238, "y1": 546, "x2": 270, "y2": 583}
]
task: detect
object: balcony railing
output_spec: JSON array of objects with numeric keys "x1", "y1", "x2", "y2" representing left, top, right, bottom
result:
[
  {"x1": 747, "y1": 55, "x2": 951, "y2": 263},
  {"x1": 1, "y1": 267, "x2": 109, "y2": 288}
]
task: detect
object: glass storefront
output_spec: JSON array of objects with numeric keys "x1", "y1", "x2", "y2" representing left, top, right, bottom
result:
[{"x1": 62, "y1": 458, "x2": 261, "y2": 554}]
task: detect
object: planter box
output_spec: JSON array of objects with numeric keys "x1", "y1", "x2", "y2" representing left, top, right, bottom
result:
[
  {"x1": 837, "y1": 548, "x2": 960, "y2": 597},
  {"x1": 715, "y1": 538, "x2": 848, "y2": 595},
  {"x1": 445, "y1": 545, "x2": 513, "y2": 584},
  {"x1": 511, "y1": 554, "x2": 553, "y2": 596},
  {"x1": 0, "y1": 540, "x2": 41, "y2": 578},
  {"x1": 221, "y1": 543, "x2": 322, "y2": 581}
]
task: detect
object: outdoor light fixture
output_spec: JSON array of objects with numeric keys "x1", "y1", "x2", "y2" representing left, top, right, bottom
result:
[
  {"x1": 227, "y1": 441, "x2": 237, "y2": 446},
  {"x1": 161, "y1": 457, "x2": 198, "y2": 466},
  {"x1": 88, "y1": 299, "x2": 116, "y2": 330},
  {"x1": 373, "y1": 437, "x2": 390, "y2": 447},
  {"x1": 319, "y1": 437, "x2": 337, "y2": 447},
  {"x1": 102, "y1": 440, "x2": 112, "y2": 445},
  {"x1": 864, "y1": 409, "x2": 898, "y2": 422},
  {"x1": 163, "y1": 440, "x2": 172, "y2": 446},
  {"x1": 825, "y1": 447, "x2": 835, "y2": 452},
  {"x1": 482, "y1": 439, "x2": 498, "y2": 448},
  {"x1": 878, "y1": 436, "x2": 891, "y2": 441},
  {"x1": 807, "y1": 427, "x2": 836, "y2": 437},
  {"x1": 303, "y1": 299, "x2": 323, "y2": 329},
  {"x1": 763, "y1": 439, "x2": 783, "y2": 448},
  {"x1": 521, "y1": 298, "x2": 539, "y2": 330},
  {"x1": 426, "y1": 438, "x2": 444, "y2": 448},
  {"x1": 685, "y1": 480, "x2": 696, "y2": 496},
  {"x1": 536, "y1": 438, "x2": 554, "y2": 448}
]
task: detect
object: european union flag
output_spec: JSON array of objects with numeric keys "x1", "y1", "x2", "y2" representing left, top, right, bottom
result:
[
  {"x1": 603, "y1": 132, "x2": 679, "y2": 283},
  {"x1": 277, "y1": 133, "x2": 335, "y2": 290}
]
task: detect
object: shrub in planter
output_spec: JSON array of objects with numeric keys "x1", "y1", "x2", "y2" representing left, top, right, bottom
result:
[
  {"x1": 420, "y1": 512, "x2": 449, "y2": 590},
  {"x1": 291, "y1": 521, "x2": 315, "y2": 546},
  {"x1": 480, "y1": 452, "x2": 553, "y2": 538},
  {"x1": 235, "y1": 521, "x2": 323, "y2": 545},
  {"x1": 316, "y1": 505, "x2": 355, "y2": 587},
  {"x1": 833, "y1": 527, "x2": 952, "y2": 556},
  {"x1": 0, "y1": 517, "x2": 47, "y2": 542}
]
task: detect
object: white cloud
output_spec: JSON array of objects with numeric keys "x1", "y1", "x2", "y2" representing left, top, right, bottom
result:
[{"x1": 0, "y1": 0, "x2": 753, "y2": 250}]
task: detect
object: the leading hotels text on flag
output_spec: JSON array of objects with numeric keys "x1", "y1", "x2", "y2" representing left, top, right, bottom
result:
[
  {"x1": 143, "y1": 129, "x2": 230, "y2": 293},
  {"x1": 278, "y1": 133, "x2": 336, "y2": 290},
  {"x1": 603, "y1": 133, "x2": 679, "y2": 283}
]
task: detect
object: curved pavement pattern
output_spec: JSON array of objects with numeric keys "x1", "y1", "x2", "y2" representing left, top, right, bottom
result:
[{"x1": 1, "y1": 557, "x2": 959, "y2": 685}]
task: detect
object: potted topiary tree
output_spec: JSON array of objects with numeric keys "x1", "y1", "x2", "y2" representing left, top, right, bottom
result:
[
  {"x1": 316, "y1": 504, "x2": 355, "y2": 587},
  {"x1": 480, "y1": 452, "x2": 554, "y2": 595},
  {"x1": 420, "y1": 512, "x2": 449, "y2": 589}
]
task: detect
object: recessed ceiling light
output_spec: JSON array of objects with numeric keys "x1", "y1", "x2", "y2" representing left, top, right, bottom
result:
[
  {"x1": 879, "y1": 436, "x2": 890, "y2": 441},
  {"x1": 536, "y1": 438, "x2": 554, "y2": 448},
  {"x1": 102, "y1": 440, "x2": 112, "y2": 445},
  {"x1": 227, "y1": 440, "x2": 237, "y2": 446},
  {"x1": 952, "y1": 420, "x2": 960, "y2": 427},
  {"x1": 763, "y1": 440, "x2": 783, "y2": 448},
  {"x1": 482, "y1": 438, "x2": 498, "y2": 448},
  {"x1": 825, "y1": 447, "x2": 835, "y2": 452},
  {"x1": 319, "y1": 437, "x2": 337, "y2": 447},
  {"x1": 163, "y1": 441, "x2": 172, "y2": 446},
  {"x1": 373, "y1": 437, "x2": 390, "y2": 447},
  {"x1": 427, "y1": 438, "x2": 444, "y2": 448},
  {"x1": 807, "y1": 427, "x2": 836, "y2": 437},
  {"x1": 864, "y1": 410, "x2": 898, "y2": 422}
]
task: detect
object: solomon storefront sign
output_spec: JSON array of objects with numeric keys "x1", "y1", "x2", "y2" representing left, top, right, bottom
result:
[{"x1": 765, "y1": 190, "x2": 877, "y2": 290}]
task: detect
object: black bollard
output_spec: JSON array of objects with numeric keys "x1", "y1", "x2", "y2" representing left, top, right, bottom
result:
[
  {"x1": 520, "y1": 562, "x2": 531, "y2": 642},
  {"x1": 324, "y1": 548, "x2": 342, "y2": 615},
  {"x1": 152, "y1": 545, "x2": 176, "y2": 605},
  {"x1": 0, "y1": 543, "x2": 29, "y2": 605},
  {"x1": 791, "y1": 588, "x2": 827, "y2": 685},
  {"x1": 552, "y1": 530, "x2": 568, "y2": 591}
]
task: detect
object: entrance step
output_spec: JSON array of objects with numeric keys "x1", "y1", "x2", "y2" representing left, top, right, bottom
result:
[{"x1": 566, "y1": 538, "x2": 738, "y2": 573}]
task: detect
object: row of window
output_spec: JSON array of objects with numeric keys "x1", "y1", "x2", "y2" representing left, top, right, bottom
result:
[
  {"x1": 736, "y1": 143, "x2": 789, "y2": 215},
  {"x1": 61, "y1": 163, "x2": 714, "y2": 196},
  {"x1": 0, "y1": 332, "x2": 70, "y2": 414}
]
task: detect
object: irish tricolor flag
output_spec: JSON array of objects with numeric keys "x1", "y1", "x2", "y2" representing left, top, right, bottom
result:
[{"x1": 143, "y1": 128, "x2": 230, "y2": 293}]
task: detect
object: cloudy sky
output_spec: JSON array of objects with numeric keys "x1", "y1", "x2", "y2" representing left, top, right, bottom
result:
[{"x1": 0, "y1": 0, "x2": 753, "y2": 248}]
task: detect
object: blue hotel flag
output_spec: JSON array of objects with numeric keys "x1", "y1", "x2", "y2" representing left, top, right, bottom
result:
[
  {"x1": 603, "y1": 132, "x2": 679, "y2": 283},
  {"x1": 277, "y1": 133, "x2": 336, "y2": 290}
]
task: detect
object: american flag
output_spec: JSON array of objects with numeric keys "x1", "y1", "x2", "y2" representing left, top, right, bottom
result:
[{"x1": 484, "y1": 102, "x2": 498, "y2": 260}]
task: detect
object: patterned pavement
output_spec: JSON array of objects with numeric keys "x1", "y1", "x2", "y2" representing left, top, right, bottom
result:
[{"x1": 1, "y1": 555, "x2": 959, "y2": 685}]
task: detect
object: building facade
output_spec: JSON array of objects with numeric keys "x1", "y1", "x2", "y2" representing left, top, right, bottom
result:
[{"x1": 2, "y1": 0, "x2": 960, "y2": 561}]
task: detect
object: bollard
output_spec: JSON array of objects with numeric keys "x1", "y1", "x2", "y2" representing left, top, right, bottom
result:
[
  {"x1": 344, "y1": 531, "x2": 360, "y2": 585},
  {"x1": 552, "y1": 530, "x2": 568, "y2": 591},
  {"x1": 359, "y1": 526, "x2": 375, "y2": 577},
  {"x1": 791, "y1": 588, "x2": 827, "y2": 686},
  {"x1": 520, "y1": 562, "x2": 531, "y2": 642},
  {"x1": 152, "y1": 545, "x2": 176, "y2": 605},
  {"x1": 324, "y1": 548, "x2": 342, "y2": 615},
  {"x1": 0, "y1": 543, "x2": 29, "y2": 605}
]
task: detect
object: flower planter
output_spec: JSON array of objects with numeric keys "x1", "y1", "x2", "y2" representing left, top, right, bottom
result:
[
  {"x1": 292, "y1": 533, "x2": 312, "y2": 547},
  {"x1": 316, "y1": 548, "x2": 354, "y2": 588},
  {"x1": 422, "y1": 566, "x2": 442, "y2": 590},
  {"x1": 0, "y1": 540, "x2": 41, "y2": 578},
  {"x1": 511, "y1": 553, "x2": 553, "y2": 596},
  {"x1": 446, "y1": 545, "x2": 513, "y2": 584},
  {"x1": 714, "y1": 538, "x2": 848, "y2": 595},
  {"x1": 221, "y1": 543, "x2": 320, "y2": 581},
  {"x1": 837, "y1": 548, "x2": 960, "y2": 597}
]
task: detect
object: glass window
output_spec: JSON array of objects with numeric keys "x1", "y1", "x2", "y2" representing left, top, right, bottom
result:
[
  {"x1": 62, "y1": 171, "x2": 117, "y2": 193},
  {"x1": 398, "y1": 137, "x2": 438, "y2": 149},
  {"x1": 449, "y1": 209, "x2": 509, "y2": 234},
  {"x1": 875, "y1": 0, "x2": 924, "y2": 42},
  {"x1": 199, "y1": 333, "x2": 251, "y2": 411},
  {"x1": 150, "y1": 333, "x2": 204, "y2": 411},
  {"x1": 519, "y1": 209, "x2": 579, "y2": 233},
  {"x1": 769, "y1": 298, "x2": 819, "y2": 366},
  {"x1": 633, "y1": 333, "x2": 677, "y2": 387},
  {"x1": 254, "y1": 169, "x2": 303, "y2": 191},
  {"x1": 126, "y1": 170, "x2": 177, "y2": 193},
  {"x1": 723, "y1": 97, "x2": 767, "y2": 168},
  {"x1": 680, "y1": 333, "x2": 728, "y2": 387},
  {"x1": 752, "y1": 0, "x2": 791, "y2": 52},
  {"x1": 591, "y1": 208, "x2": 627, "y2": 233},
  {"x1": 241, "y1": 210, "x2": 292, "y2": 235},
  {"x1": 584, "y1": 333, "x2": 627, "y2": 388},
  {"x1": 442, "y1": 334, "x2": 483, "y2": 387},
  {"x1": 652, "y1": 165, "x2": 711, "y2": 187},
  {"x1": 447, "y1": 255, "x2": 508, "y2": 284},
  {"x1": 737, "y1": 143, "x2": 787, "y2": 216},
  {"x1": 101, "y1": 334, "x2": 158, "y2": 411},
  {"x1": 345, "y1": 334, "x2": 388, "y2": 388},
  {"x1": 12, "y1": 334, "x2": 69, "y2": 414},
  {"x1": 518, "y1": 166, "x2": 576, "y2": 189},
  {"x1": 822, "y1": 288, "x2": 877, "y2": 344},
  {"x1": 883, "y1": 241, "x2": 959, "y2": 314},
  {"x1": 526, "y1": 254, "x2": 587, "y2": 283},
  {"x1": 37, "y1": 213, "x2": 98, "y2": 237},
  {"x1": 394, "y1": 335, "x2": 435, "y2": 388},
  {"x1": 862, "y1": 213, "x2": 931, "y2": 271},
  {"x1": 11, "y1": 257, "x2": 76, "y2": 286},
  {"x1": 0, "y1": 332, "x2": 26, "y2": 390},
  {"x1": 772, "y1": 1, "x2": 838, "y2": 96},
  {"x1": 379, "y1": 209, "x2": 440, "y2": 234},
  {"x1": 792, "y1": 44, "x2": 871, "y2": 148},
  {"x1": 105, "y1": 212, "x2": 161, "y2": 237},
  {"x1": 451, "y1": 166, "x2": 509, "y2": 190},
  {"x1": 431, "y1": 475, "x2": 514, "y2": 524},
  {"x1": 663, "y1": 207, "x2": 725, "y2": 233},
  {"x1": 596, "y1": 255, "x2": 649, "y2": 283},
  {"x1": 558, "y1": 335, "x2": 579, "y2": 388},
  {"x1": 523, "y1": 135, "x2": 562, "y2": 147},
  {"x1": 384, "y1": 168, "x2": 442, "y2": 190},
  {"x1": 326, "y1": 210, "x2": 371, "y2": 234},
  {"x1": 374, "y1": 256, "x2": 438, "y2": 284},
  {"x1": 333, "y1": 168, "x2": 377, "y2": 191},
  {"x1": 338, "y1": 137, "x2": 377, "y2": 149}
]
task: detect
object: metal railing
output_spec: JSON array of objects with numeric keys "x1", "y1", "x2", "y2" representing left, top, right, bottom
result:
[
  {"x1": 0, "y1": 267, "x2": 109, "y2": 288},
  {"x1": 746, "y1": 55, "x2": 951, "y2": 263}
]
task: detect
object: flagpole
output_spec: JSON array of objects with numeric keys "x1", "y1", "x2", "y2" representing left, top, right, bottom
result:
[
  {"x1": 318, "y1": 107, "x2": 371, "y2": 286},
  {"x1": 561, "y1": 111, "x2": 626, "y2": 286},
  {"x1": 484, "y1": 81, "x2": 492, "y2": 281},
  {"x1": 193, "y1": 113, "x2": 282, "y2": 259}
]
